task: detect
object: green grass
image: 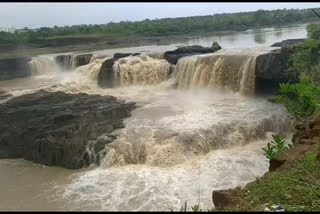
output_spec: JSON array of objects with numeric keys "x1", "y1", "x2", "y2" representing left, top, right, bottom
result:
[
  {"x1": 248, "y1": 152, "x2": 320, "y2": 211},
  {"x1": 214, "y1": 150, "x2": 320, "y2": 212}
]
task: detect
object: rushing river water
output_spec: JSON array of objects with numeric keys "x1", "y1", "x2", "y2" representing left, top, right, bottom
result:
[{"x1": 0, "y1": 23, "x2": 304, "y2": 211}]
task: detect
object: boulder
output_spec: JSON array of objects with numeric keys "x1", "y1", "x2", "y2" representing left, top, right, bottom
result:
[
  {"x1": 212, "y1": 189, "x2": 237, "y2": 208},
  {"x1": 74, "y1": 53, "x2": 92, "y2": 67},
  {"x1": 0, "y1": 57, "x2": 32, "y2": 80},
  {"x1": 163, "y1": 44, "x2": 221, "y2": 64},
  {"x1": 0, "y1": 90, "x2": 136, "y2": 169}
]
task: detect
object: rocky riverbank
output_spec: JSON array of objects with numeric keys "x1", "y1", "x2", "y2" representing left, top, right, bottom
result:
[
  {"x1": 0, "y1": 90, "x2": 136, "y2": 169},
  {"x1": 211, "y1": 117, "x2": 320, "y2": 212}
]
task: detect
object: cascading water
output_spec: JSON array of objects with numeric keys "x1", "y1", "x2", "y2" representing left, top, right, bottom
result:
[
  {"x1": 172, "y1": 51, "x2": 259, "y2": 95},
  {"x1": 147, "y1": 52, "x2": 165, "y2": 60},
  {"x1": 75, "y1": 57, "x2": 110, "y2": 81},
  {"x1": 113, "y1": 55, "x2": 172, "y2": 86},
  {"x1": 0, "y1": 48, "x2": 293, "y2": 211},
  {"x1": 28, "y1": 56, "x2": 61, "y2": 75}
]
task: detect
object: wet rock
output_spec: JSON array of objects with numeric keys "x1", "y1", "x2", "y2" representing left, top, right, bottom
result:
[
  {"x1": 211, "y1": 42, "x2": 222, "y2": 51},
  {"x1": 267, "y1": 97, "x2": 278, "y2": 103},
  {"x1": 0, "y1": 90, "x2": 12, "y2": 100},
  {"x1": 55, "y1": 55, "x2": 72, "y2": 70},
  {"x1": 271, "y1": 39, "x2": 306, "y2": 48},
  {"x1": 255, "y1": 50, "x2": 294, "y2": 83},
  {"x1": 97, "y1": 53, "x2": 139, "y2": 88},
  {"x1": 114, "y1": 52, "x2": 140, "y2": 59},
  {"x1": 269, "y1": 143, "x2": 312, "y2": 172},
  {"x1": 74, "y1": 53, "x2": 92, "y2": 67},
  {"x1": 0, "y1": 57, "x2": 32, "y2": 80},
  {"x1": 163, "y1": 44, "x2": 221, "y2": 64},
  {"x1": 212, "y1": 189, "x2": 236, "y2": 208},
  {"x1": 97, "y1": 58, "x2": 117, "y2": 88},
  {"x1": 269, "y1": 156, "x2": 286, "y2": 172},
  {"x1": 0, "y1": 90, "x2": 136, "y2": 169}
]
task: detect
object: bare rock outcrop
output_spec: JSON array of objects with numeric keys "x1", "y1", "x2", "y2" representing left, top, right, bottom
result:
[{"x1": 0, "y1": 90, "x2": 135, "y2": 169}]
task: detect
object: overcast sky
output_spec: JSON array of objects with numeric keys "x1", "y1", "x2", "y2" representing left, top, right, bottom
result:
[{"x1": 1, "y1": 3, "x2": 320, "y2": 29}]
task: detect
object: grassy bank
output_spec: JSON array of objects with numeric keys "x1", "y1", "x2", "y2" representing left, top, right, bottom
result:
[{"x1": 213, "y1": 145, "x2": 320, "y2": 212}]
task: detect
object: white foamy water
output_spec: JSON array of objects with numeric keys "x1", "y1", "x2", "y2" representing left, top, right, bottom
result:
[
  {"x1": 113, "y1": 55, "x2": 172, "y2": 86},
  {"x1": 28, "y1": 56, "x2": 60, "y2": 75},
  {"x1": 56, "y1": 140, "x2": 273, "y2": 211}
]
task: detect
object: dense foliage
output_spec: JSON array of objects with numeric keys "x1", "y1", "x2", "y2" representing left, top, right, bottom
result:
[
  {"x1": 0, "y1": 7, "x2": 319, "y2": 43},
  {"x1": 289, "y1": 39, "x2": 320, "y2": 74},
  {"x1": 307, "y1": 23, "x2": 320, "y2": 40},
  {"x1": 277, "y1": 76, "x2": 320, "y2": 138}
]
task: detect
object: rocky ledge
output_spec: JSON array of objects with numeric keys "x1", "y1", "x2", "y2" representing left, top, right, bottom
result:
[
  {"x1": 0, "y1": 90, "x2": 135, "y2": 169},
  {"x1": 0, "y1": 57, "x2": 32, "y2": 81},
  {"x1": 163, "y1": 42, "x2": 222, "y2": 64}
]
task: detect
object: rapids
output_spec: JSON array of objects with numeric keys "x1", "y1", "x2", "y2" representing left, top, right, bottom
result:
[{"x1": 0, "y1": 47, "x2": 293, "y2": 211}]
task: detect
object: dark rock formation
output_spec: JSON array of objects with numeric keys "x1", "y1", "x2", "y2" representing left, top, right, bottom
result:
[
  {"x1": 55, "y1": 55, "x2": 72, "y2": 70},
  {"x1": 0, "y1": 90, "x2": 12, "y2": 101},
  {"x1": 271, "y1": 39, "x2": 306, "y2": 48},
  {"x1": 256, "y1": 50, "x2": 289, "y2": 82},
  {"x1": 255, "y1": 49, "x2": 299, "y2": 95},
  {"x1": 269, "y1": 117, "x2": 320, "y2": 172},
  {"x1": 114, "y1": 52, "x2": 140, "y2": 59},
  {"x1": 74, "y1": 53, "x2": 92, "y2": 67},
  {"x1": 97, "y1": 53, "x2": 141, "y2": 88},
  {"x1": 212, "y1": 189, "x2": 238, "y2": 208},
  {"x1": 163, "y1": 43, "x2": 221, "y2": 64},
  {"x1": 97, "y1": 58, "x2": 117, "y2": 88},
  {"x1": 0, "y1": 57, "x2": 32, "y2": 81},
  {"x1": 0, "y1": 90, "x2": 135, "y2": 169},
  {"x1": 254, "y1": 40, "x2": 310, "y2": 94},
  {"x1": 211, "y1": 42, "x2": 222, "y2": 51}
]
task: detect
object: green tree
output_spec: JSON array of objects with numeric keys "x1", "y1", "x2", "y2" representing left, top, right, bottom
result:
[{"x1": 276, "y1": 76, "x2": 320, "y2": 138}]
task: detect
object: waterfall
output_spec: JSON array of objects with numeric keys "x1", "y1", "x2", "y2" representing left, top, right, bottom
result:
[
  {"x1": 147, "y1": 52, "x2": 165, "y2": 60},
  {"x1": 75, "y1": 57, "x2": 110, "y2": 81},
  {"x1": 28, "y1": 56, "x2": 60, "y2": 75},
  {"x1": 172, "y1": 52, "x2": 258, "y2": 95},
  {"x1": 113, "y1": 55, "x2": 172, "y2": 86}
]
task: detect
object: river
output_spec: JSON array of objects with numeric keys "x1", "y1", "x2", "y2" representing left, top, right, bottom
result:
[{"x1": 0, "y1": 23, "x2": 304, "y2": 211}]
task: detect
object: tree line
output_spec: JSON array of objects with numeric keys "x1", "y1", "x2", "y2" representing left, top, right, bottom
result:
[{"x1": 1, "y1": 7, "x2": 319, "y2": 44}]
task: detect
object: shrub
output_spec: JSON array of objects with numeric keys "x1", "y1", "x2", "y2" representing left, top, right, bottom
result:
[
  {"x1": 289, "y1": 39, "x2": 320, "y2": 75},
  {"x1": 307, "y1": 23, "x2": 320, "y2": 41},
  {"x1": 262, "y1": 135, "x2": 293, "y2": 160},
  {"x1": 276, "y1": 76, "x2": 320, "y2": 138}
]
